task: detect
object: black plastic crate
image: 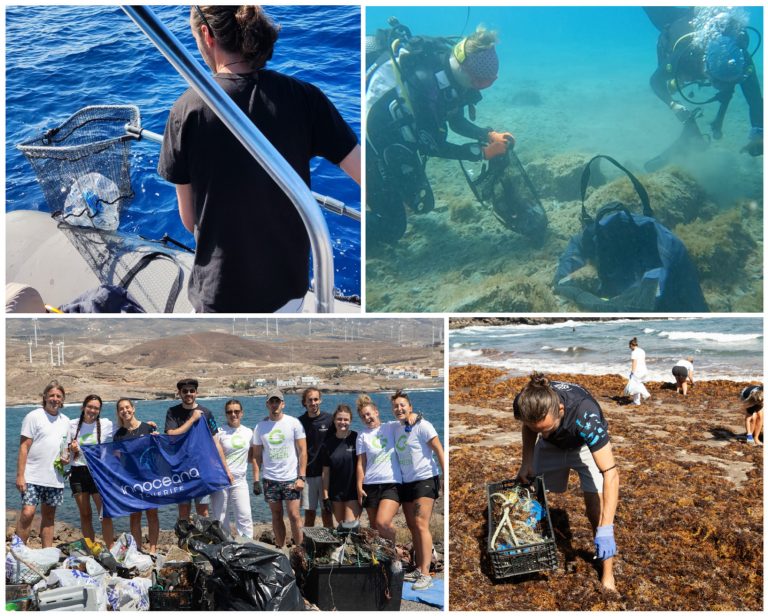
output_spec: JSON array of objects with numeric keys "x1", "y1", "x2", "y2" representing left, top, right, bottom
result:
[
  {"x1": 148, "y1": 589, "x2": 196, "y2": 611},
  {"x1": 303, "y1": 562, "x2": 404, "y2": 611},
  {"x1": 486, "y1": 476, "x2": 558, "y2": 580}
]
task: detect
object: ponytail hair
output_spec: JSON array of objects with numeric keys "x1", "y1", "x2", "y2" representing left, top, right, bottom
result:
[
  {"x1": 356, "y1": 393, "x2": 374, "y2": 413},
  {"x1": 629, "y1": 337, "x2": 639, "y2": 349},
  {"x1": 516, "y1": 372, "x2": 561, "y2": 423},
  {"x1": 192, "y1": 6, "x2": 280, "y2": 68}
]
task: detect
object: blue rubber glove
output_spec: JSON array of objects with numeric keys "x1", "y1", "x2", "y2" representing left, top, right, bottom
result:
[
  {"x1": 743, "y1": 127, "x2": 763, "y2": 157},
  {"x1": 594, "y1": 525, "x2": 616, "y2": 560}
]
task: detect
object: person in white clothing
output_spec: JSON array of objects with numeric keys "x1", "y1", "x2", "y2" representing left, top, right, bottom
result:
[
  {"x1": 251, "y1": 388, "x2": 307, "y2": 548},
  {"x1": 211, "y1": 399, "x2": 256, "y2": 538},
  {"x1": 15, "y1": 381, "x2": 71, "y2": 548},
  {"x1": 627, "y1": 337, "x2": 651, "y2": 406},
  {"x1": 355, "y1": 395, "x2": 402, "y2": 543},
  {"x1": 391, "y1": 390, "x2": 444, "y2": 592},
  {"x1": 67, "y1": 394, "x2": 114, "y2": 547}
]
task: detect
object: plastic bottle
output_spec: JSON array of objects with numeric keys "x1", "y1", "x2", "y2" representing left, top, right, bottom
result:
[{"x1": 62, "y1": 172, "x2": 120, "y2": 230}]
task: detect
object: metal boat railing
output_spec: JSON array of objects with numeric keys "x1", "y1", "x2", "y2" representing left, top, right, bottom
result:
[
  {"x1": 125, "y1": 126, "x2": 360, "y2": 222},
  {"x1": 121, "y1": 5, "x2": 342, "y2": 312}
]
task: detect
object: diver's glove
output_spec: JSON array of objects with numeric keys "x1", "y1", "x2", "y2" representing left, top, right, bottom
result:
[
  {"x1": 483, "y1": 140, "x2": 508, "y2": 160},
  {"x1": 742, "y1": 127, "x2": 763, "y2": 157},
  {"x1": 669, "y1": 101, "x2": 692, "y2": 123},
  {"x1": 594, "y1": 524, "x2": 617, "y2": 560},
  {"x1": 323, "y1": 498, "x2": 333, "y2": 514},
  {"x1": 488, "y1": 130, "x2": 515, "y2": 149},
  {"x1": 252, "y1": 480, "x2": 262, "y2": 496}
]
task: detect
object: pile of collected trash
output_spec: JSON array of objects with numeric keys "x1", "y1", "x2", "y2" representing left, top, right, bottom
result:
[{"x1": 5, "y1": 516, "x2": 302, "y2": 611}]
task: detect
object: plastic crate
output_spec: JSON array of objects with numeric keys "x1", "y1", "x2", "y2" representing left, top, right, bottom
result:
[
  {"x1": 5, "y1": 584, "x2": 35, "y2": 611},
  {"x1": 303, "y1": 562, "x2": 404, "y2": 611},
  {"x1": 486, "y1": 476, "x2": 558, "y2": 580},
  {"x1": 149, "y1": 562, "x2": 203, "y2": 611}
]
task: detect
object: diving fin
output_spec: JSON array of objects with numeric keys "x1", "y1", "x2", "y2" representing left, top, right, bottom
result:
[{"x1": 644, "y1": 109, "x2": 709, "y2": 172}]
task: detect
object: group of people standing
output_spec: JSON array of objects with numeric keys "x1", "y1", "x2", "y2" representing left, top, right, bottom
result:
[{"x1": 15, "y1": 380, "x2": 444, "y2": 592}]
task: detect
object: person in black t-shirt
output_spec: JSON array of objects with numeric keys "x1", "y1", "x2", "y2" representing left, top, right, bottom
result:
[
  {"x1": 298, "y1": 387, "x2": 333, "y2": 528},
  {"x1": 320, "y1": 405, "x2": 360, "y2": 524},
  {"x1": 165, "y1": 378, "x2": 232, "y2": 521},
  {"x1": 114, "y1": 398, "x2": 160, "y2": 555},
  {"x1": 158, "y1": 6, "x2": 361, "y2": 313},
  {"x1": 513, "y1": 372, "x2": 619, "y2": 591}
]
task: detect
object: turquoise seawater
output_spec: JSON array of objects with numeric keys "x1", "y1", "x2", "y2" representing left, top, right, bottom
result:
[{"x1": 366, "y1": 6, "x2": 764, "y2": 312}]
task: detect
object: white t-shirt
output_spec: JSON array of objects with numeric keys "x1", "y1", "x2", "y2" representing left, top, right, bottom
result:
[
  {"x1": 675, "y1": 359, "x2": 694, "y2": 373},
  {"x1": 69, "y1": 418, "x2": 114, "y2": 467},
  {"x1": 219, "y1": 424, "x2": 254, "y2": 481},
  {"x1": 252, "y1": 415, "x2": 306, "y2": 482},
  {"x1": 392, "y1": 418, "x2": 440, "y2": 483},
  {"x1": 631, "y1": 347, "x2": 648, "y2": 380},
  {"x1": 356, "y1": 423, "x2": 402, "y2": 485},
  {"x1": 20, "y1": 407, "x2": 71, "y2": 488}
]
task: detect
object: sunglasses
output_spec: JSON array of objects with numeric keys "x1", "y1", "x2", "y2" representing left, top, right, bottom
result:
[
  {"x1": 181, "y1": 388, "x2": 197, "y2": 394},
  {"x1": 225, "y1": 410, "x2": 242, "y2": 415},
  {"x1": 194, "y1": 6, "x2": 215, "y2": 39}
]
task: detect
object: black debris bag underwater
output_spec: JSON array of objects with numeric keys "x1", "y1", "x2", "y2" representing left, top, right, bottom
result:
[{"x1": 554, "y1": 155, "x2": 709, "y2": 312}]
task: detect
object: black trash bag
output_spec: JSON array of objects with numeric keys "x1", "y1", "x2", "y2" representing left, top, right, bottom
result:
[
  {"x1": 188, "y1": 539, "x2": 304, "y2": 611},
  {"x1": 554, "y1": 155, "x2": 708, "y2": 312},
  {"x1": 175, "y1": 515, "x2": 229, "y2": 549}
]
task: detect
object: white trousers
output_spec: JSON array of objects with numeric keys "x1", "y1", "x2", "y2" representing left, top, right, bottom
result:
[{"x1": 210, "y1": 478, "x2": 253, "y2": 539}]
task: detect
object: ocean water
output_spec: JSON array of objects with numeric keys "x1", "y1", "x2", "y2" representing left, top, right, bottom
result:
[
  {"x1": 5, "y1": 390, "x2": 444, "y2": 535},
  {"x1": 365, "y1": 6, "x2": 763, "y2": 312},
  {"x1": 6, "y1": 5, "x2": 361, "y2": 297},
  {"x1": 450, "y1": 317, "x2": 763, "y2": 382}
]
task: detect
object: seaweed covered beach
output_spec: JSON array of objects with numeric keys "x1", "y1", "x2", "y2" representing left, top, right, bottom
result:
[{"x1": 448, "y1": 366, "x2": 763, "y2": 610}]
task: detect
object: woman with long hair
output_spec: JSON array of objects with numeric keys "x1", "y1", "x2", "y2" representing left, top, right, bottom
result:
[
  {"x1": 625, "y1": 337, "x2": 650, "y2": 406},
  {"x1": 391, "y1": 390, "x2": 444, "y2": 591},
  {"x1": 321, "y1": 404, "x2": 360, "y2": 524},
  {"x1": 355, "y1": 395, "x2": 401, "y2": 543},
  {"x1": 113, "y1": 398, "x2": 159, "y2": 555},
  {"x1": 68, "y1": 394, "x2": 114, "y2": 546}
]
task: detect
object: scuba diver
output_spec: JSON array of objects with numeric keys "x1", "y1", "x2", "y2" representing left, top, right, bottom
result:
[
  {"x1": 645, "y1": 6, "x2": 763, "y2": 164},
  {"x1": 366, "y1": 21, "x2": 515, "y2": 244}
]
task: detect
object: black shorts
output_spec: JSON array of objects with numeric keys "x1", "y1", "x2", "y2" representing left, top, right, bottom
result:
[
  {"x1": 362, "y1": 482, "x2": 400, "y2": 508},
  {"x1": 672, "y1": 365, "x2": 688, "y2": 379},
  {"x1": 745, "y1": 404, "x2": 762, "y2": 417},
  {"x1": 399, "y1": 476, "x2": 440, "y2": 503},
  {"x1": 69, "y1": 466, "x2": 99, "y2": 495}
]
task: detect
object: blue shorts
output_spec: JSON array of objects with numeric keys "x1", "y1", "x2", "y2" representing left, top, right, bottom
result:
[{"x1": 21, "y1": 483, "x2": 64, "y2": 507}]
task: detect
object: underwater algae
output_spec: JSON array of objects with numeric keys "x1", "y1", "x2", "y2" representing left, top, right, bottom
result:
[
  {"x1": 366, "y1": 152, "x2": 762, "y2": 312},
  {"x1": 449, "y1": 367, "x2": 763, "y2": 611}
]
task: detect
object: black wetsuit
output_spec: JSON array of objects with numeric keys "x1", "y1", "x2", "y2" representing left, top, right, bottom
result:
[
  {"x1": 646, "y1": 8, "x2": 763, "y2": 139},
  {"x1": 366, "y1": 37, "x2": 489, "y2": 243}
]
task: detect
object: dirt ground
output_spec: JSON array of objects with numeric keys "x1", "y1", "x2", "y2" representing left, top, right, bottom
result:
[{"x1": 448, "y1": 368, "x2": 763, "y2": 611}]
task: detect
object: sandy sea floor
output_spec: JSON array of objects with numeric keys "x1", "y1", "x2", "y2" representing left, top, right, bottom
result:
[{"x1": 367, "y1": 67, "x2": 763, "y2": 312}]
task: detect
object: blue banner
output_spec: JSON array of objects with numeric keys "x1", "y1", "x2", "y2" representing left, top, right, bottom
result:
[{"x1": 82, "y1": 419, "x2": 230, "y2": 518}]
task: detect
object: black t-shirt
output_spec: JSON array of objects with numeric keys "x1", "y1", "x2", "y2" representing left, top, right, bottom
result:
[
  {"x1": 514, "y1": 381, "x2": 610, "y2": 452},
  {"x1": 158, "y1": 70, "x2": 358, "y2": 312},
  {"x1": 113, "y1": 421, "x2": 156, "y2": 442},
  {"x1": 320, "y1": 431, "x2": 358, "y2": 501},
  {"x1": 164, "y1": 404, "x2": 218, "y2": 436},
  {"x1": 298, "y1": 411, "x2": 333, "y2": 477}
]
